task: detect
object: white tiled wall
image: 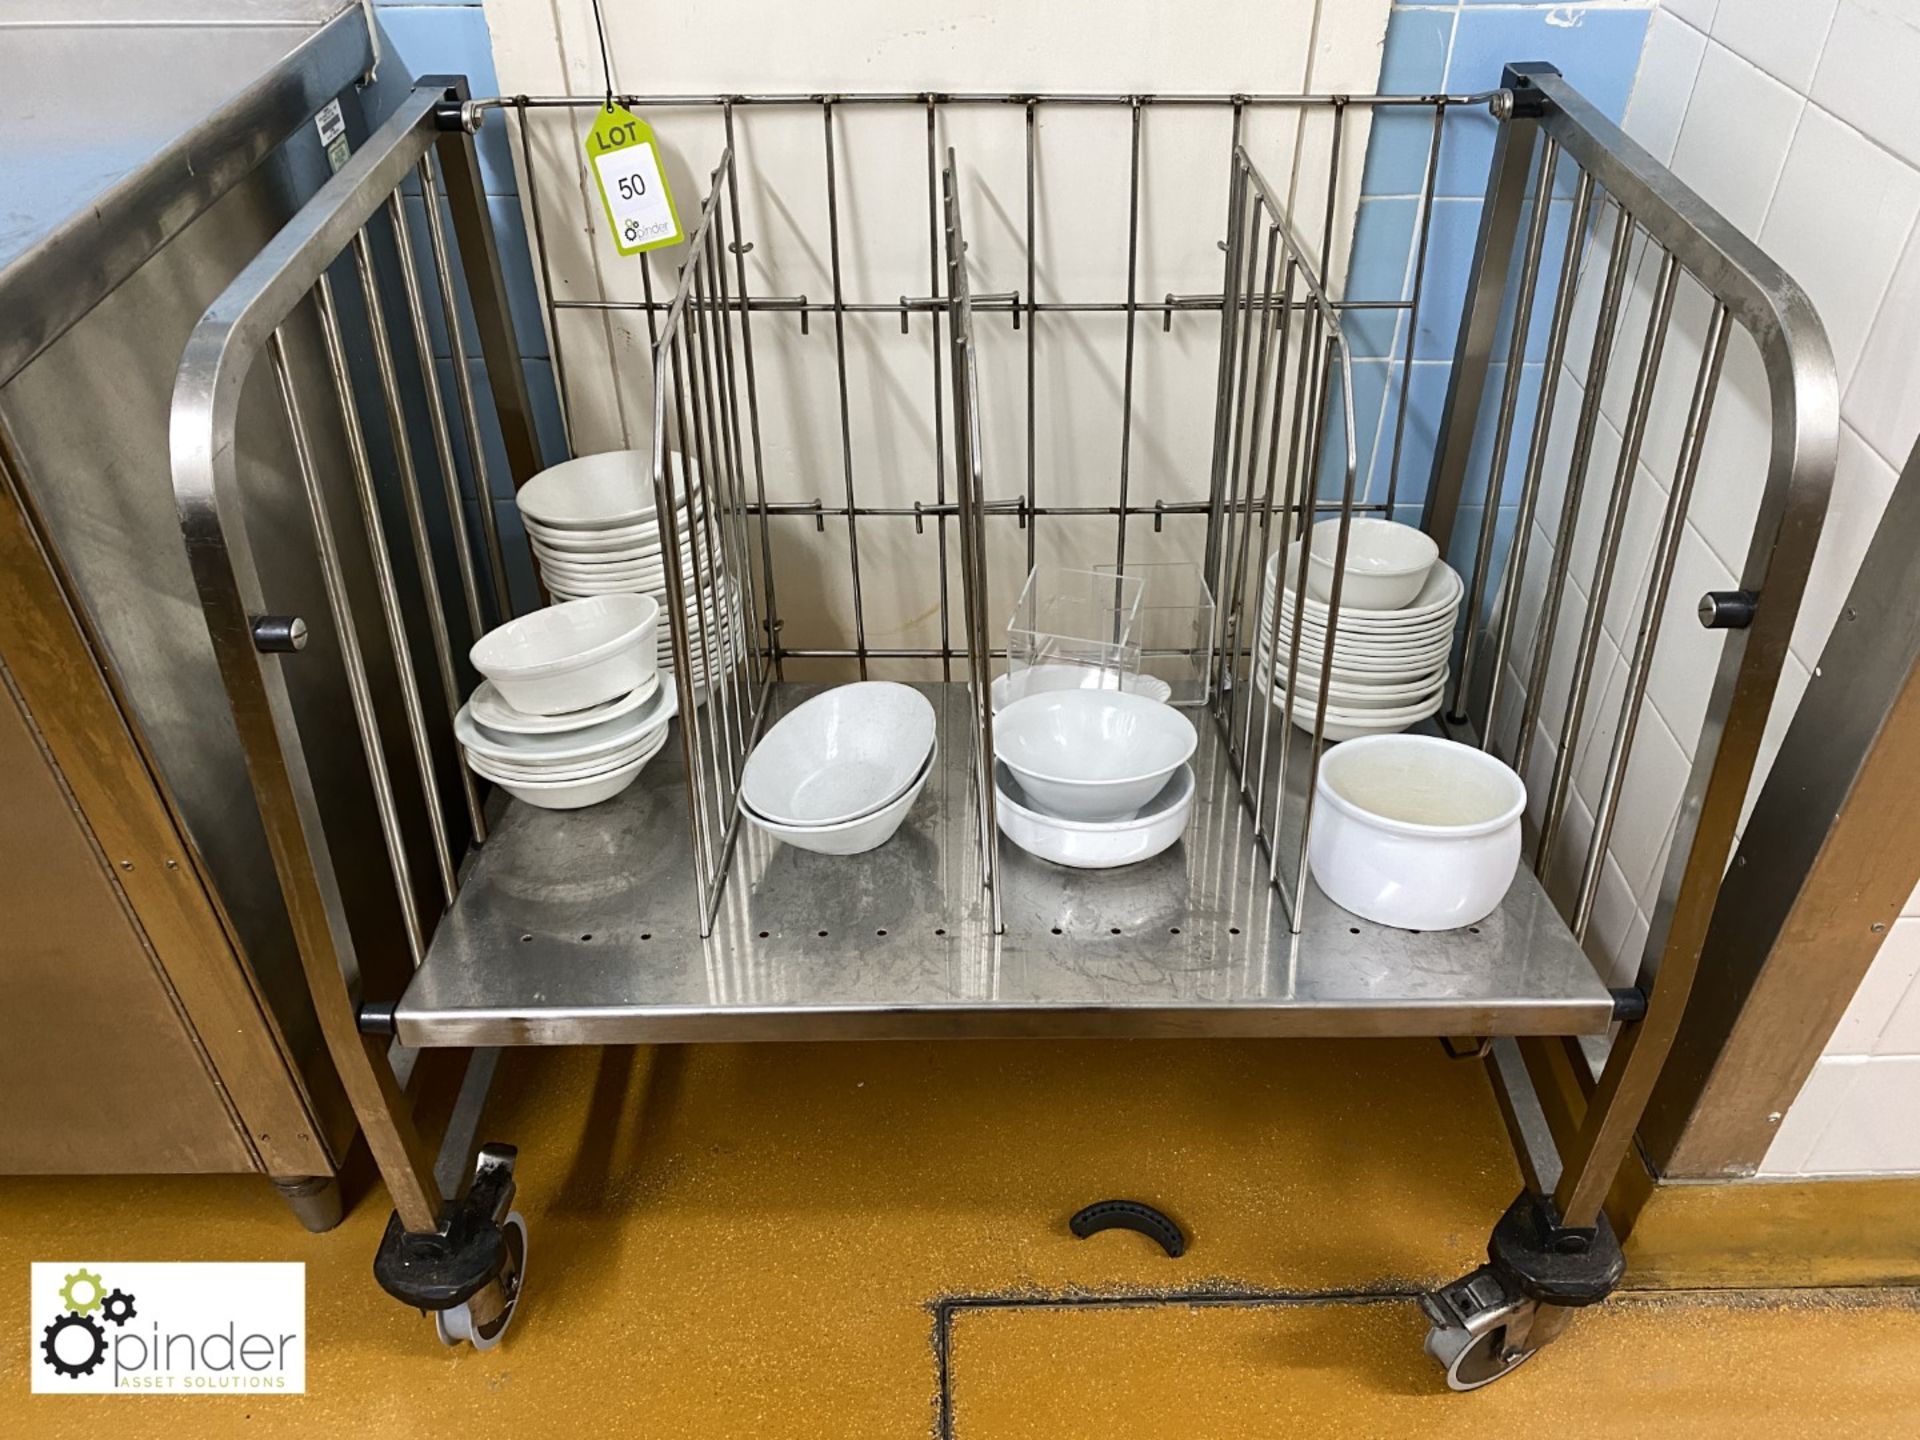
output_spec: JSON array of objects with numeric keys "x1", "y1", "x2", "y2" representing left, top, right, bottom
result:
[{"x1": 1617, "y1": 0, "x2": 1920, "y2": 1176}]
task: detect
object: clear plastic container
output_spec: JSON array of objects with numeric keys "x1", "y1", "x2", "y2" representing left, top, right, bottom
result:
[
  {"x1": 1097, "y1": 560, "x2": 1215, "y2": 707},
  {"x1": 1005, "y1": 566, "x2": 1145, "y2": 701}
]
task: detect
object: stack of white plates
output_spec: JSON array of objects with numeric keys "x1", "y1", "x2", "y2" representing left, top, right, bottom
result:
[
  {"x1": 516, "y1": 449, "x2": 744, "y2": 696},
  {"x1": 1254, "y1": 522, "x2": 1463, "y2": 742},
  {"x1": 456, "y1": 674, "x2": 677, "y2": 811}
]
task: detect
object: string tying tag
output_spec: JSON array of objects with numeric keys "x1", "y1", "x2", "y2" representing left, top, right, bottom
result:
[{"x1": 581, "y1": 0, "x2": 682, "y2": 256}]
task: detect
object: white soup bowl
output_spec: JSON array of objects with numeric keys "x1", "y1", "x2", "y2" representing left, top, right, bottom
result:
[{"x1": 1306, "y1": 733, "x2": 1525, "y2": 930}]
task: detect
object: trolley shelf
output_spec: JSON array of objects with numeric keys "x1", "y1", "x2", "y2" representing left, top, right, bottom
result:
[{"x1": 395, "y1": 683, "x2": 1613, "y2": 1046}]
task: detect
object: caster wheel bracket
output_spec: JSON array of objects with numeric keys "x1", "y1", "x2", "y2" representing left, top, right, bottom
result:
[
  {"x1": 1421, "y1": 1190, "x2": 1628, "y2": 1390},
  {"x1": 374, "y1": 1143, "x2": 520, "y2": 1313},
  {"x1": 1422, "y1": 1265, "x2": 1538, "y2": 1391}
]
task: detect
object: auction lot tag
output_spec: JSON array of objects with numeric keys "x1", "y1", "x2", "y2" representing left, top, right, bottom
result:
[{"x1": 586, "y1": 104, "x2": 682, "y2": 255}]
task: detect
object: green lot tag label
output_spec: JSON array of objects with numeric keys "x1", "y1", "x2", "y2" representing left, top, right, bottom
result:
[{"x1": 585, "y1": 104, "x2": 682, "y2": 255}]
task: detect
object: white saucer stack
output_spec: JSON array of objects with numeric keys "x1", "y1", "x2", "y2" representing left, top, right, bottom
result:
[{"x1": 1254, "y1": 519, "x2": 1462, "y2": 742}]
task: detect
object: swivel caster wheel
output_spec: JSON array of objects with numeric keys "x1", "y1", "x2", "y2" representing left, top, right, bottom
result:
[
  {"x1": 1421, "y1": 1267, "x2": 1537, "y2": 1391},
  {"x1": 375, "y1": 1144, "x2": 530, "y2": 1351},
  {"x1": 435, "y1": 1210, "x2": 527, "y2": 1351}
]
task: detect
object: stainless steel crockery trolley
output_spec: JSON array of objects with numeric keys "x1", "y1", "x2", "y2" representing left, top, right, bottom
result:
[{"x1": 170, "y1": 63, "x2": 1835, "y2": 1380}]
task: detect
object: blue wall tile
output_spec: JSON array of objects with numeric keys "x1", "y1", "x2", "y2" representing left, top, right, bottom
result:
[
  {"x1": 1381, "y1": 6, "x2": 1455, "y2": 91},
  {"x1": 1316, "y1": 359, "x2": 1391, "y2": 501},
  {"x1": 366, "y1": 0, "x2": 569, "y2": 476},
  {"x1": 1410, "y1": 198, "x2": 1482, "y2": 360},
  {"x1": 1447, "y1": 502, "x2": 1521, "y2": 627},
  {"x1": 1361, "y1": 110, "x2": 1442, "y2": 197},
  {"x1": 1462, "y1": 193, "x2": 1577, "y2": 368},
  {"x1": 1360, "y1": 8, "x2": 1456, "y2": 195},
  {"x1": 1461, "y1": 361, "x2": 1545, "y2": 507},
  {"x1": 439, "y1": 354, "x2": 568, "y2": 495},
  {"x1": 1367, "y1": 361, "x2": 1451, "y2": 506},
  {"x1": 1436, "y1": 7, "x2": 1652, "y2": 198},
  {"x1": 373, "y1": 7, "x2": 517, "y2": 195},
  {"x1": 1344, "y1": 198, "x2": 1419, "y2": 356}
]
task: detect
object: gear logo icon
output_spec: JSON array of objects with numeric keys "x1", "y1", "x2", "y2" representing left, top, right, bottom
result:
[
  {"x1": 42, "y1": 1312, "x2": 108, "y2": 1379},
  {"x1": 39, "y1": 1268, "x2": 135, "y2": 1382},
  {"x1": 58, "y1": 1268, "x2": 105, "y2": 1315},
  {"x1": 102, "y1": 1289, "x2": 138, "y2": 1326}
]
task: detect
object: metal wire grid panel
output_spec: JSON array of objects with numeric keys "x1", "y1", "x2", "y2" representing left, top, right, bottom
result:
[
  {"x1": 644, "y1": 148, "x2": 775, "y2": 935},
  {"x1": 1440, "y1": 72, "x2": 1834, "y2": 964},
  {"x1": 170, "y1": 80, "x2": 556, "y2": 1230},
  {"x1": 1203, "y1": 144, "x2": 1360, "y2": 927},
  {"x1": 942, "y1": 147, "x2": 1002, "y2": 935},
  {"x1": 165, "y1": 73, "x2": 1837, "y2": 1254},
  {"x1": 492, "y1": 90, "x2": 1495, "y2": 678}
]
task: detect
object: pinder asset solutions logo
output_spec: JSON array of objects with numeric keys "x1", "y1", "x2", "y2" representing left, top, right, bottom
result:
[{"x1": 30, "y1": 1263, "x2": 304, "y2": 1394}]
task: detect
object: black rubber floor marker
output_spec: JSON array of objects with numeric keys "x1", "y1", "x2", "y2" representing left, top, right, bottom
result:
[{"x1": 1069, "y1": 1199, "x2": 1186, "y2": 1258}]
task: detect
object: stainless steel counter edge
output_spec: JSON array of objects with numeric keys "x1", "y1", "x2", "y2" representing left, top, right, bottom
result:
[
  {"x1": 0, "y1": 3, "x2": 372, "y2": 387},
  {"x1": 394, "y1": 997, "x2": 1612, "y2": 1047}
]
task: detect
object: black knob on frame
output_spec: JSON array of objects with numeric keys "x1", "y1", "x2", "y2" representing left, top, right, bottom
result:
[
  {"x1": 1698, "y1": 590, "x2": 1757, "y2": 630},
  {"x1": 251, "y1": 615, "x2": 309, "y2": 653}
]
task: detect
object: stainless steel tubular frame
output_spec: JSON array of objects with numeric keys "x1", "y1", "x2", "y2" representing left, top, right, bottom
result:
[
  {"x1": 649, "y1": 148, "x2": 776, "y2": 937},
  {"x1": 170, "y1": 81, "x2": 542, "y2": 1234},
  {"x1": 1427, "y1": 63, "x2": 1837, "y2": 1249},
  {"x1": 1203, "y1": 144, "x2": 1359, "y2": 927}
]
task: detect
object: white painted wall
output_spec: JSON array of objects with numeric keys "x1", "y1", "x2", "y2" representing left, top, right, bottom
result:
[
  {"x1": 1613, "y1": 0, "x2": 1920, "y2": 1175},
  {"x1": 479, "y1": 0, "x2": 1391, "y2": 672}
]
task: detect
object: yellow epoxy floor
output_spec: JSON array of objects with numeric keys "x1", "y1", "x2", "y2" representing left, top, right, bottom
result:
[{"x1": 2, "y1": 1039, "x2": 1917, "y2": 1436}]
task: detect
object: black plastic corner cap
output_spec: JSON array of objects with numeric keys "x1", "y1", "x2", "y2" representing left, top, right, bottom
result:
[{"x1": 1500, "y1": 62, "x2": 1563, "y2": 119}]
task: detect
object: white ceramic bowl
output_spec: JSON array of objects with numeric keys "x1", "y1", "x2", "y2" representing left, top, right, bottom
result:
[
  {"x1": 994, "y1": 762, "x2": 1194, "y2": 869},
  {"x1": 1268, "y1": 544, "x2": 1463, "y2": 628},
  {"x1": 1307, "y1": 733, "x2": 1526, "y2": 929},
  {"x1": 516, "y1": 450, "x2": 694, "y2": 530},
  {"x1": 456, "y1": 680, "x2": 675, "y2": 768},
  {"x1": 469, "y1": 674, "x2": 658, "y2": 736},
  {"x1": 1305, "y1": 518, "x2": 1440, "y2": 610},
  {"x1": 1274, "y1": 545, "x2": 1451, "y2": 625},
  {"x1": 989, "y1": 665, "x2": 1173, "y2": 712},
  {"x1": 995, "y1": 690, "x2": 1197, "y2": 822},
  {"x1": 475, "y1": 746, "x2": 658, "y2": 811},
  {"x1": 741, "y1": 682, "x2": 937, "y2": 827},
  {"x1": 469, "y1": 595, "x2": 660, "y2": 715},
  {"x1": 742, "y1": 745, "x2": 935, "y2": 855}
]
